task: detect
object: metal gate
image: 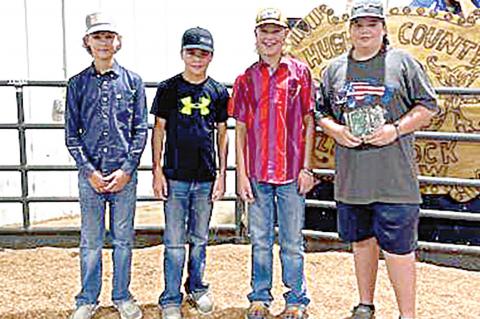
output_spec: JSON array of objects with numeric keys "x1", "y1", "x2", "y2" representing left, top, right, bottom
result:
[{"x1": 0, "y1": 80, "x2": 479, "y2": 269}]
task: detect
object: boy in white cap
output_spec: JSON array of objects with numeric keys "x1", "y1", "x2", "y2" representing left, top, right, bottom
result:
[
  {"x1": 229, "y1": 7, "x2": 315, "y2": 319},
  {"x1": 316, "y1": 0, "x2": 438, "y2": 318},
  {"x1": 150, "y1": 26, "x2": 229, "y2": 319},
  {"x1": 65, "y1": 11, "x2": 147, "y2": 319}
]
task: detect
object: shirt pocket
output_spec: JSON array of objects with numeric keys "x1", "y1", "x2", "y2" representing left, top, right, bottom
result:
[
  {"x1": 287, "y1": 78, "x2": 301, "y2": 101},
  {"x1": 117, "y1": 89, "x2": 135, "y2": 110},
  {"x1": 114, "y1": 90, "x2": 136, "y2": 138}
]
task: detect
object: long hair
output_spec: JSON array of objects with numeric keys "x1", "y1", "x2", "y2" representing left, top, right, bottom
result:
[{"x1": 381, "y1": 33, "x2": 390, "y2": 52}]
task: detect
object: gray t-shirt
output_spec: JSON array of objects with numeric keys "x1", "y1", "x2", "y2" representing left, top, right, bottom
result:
[{"x1": 317, "y1": 48, "x2": 438, "y2": 204}]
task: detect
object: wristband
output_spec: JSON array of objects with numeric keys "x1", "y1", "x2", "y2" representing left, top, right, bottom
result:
[{"x1": 393, "y1": 120, "x2": 401, "y2": 139}]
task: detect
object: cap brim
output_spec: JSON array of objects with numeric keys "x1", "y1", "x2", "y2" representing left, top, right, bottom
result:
[
  {"x1": 182, "y1": 44, "x2": 214, "y2": 52},
  {"x1": 255, "y1": 19, "x2": 288, "y2": 28},
  {"x1": 86, "y1": 24, "x2": 119, "y2": 35},
  {"x1": 350, "y1": 13, "x2": 385, "y2": 20}
]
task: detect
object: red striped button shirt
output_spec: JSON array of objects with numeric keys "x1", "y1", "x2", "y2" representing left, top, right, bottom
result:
[{"x1": 229, "y1": 57, "x2": 314, "y2": 184}]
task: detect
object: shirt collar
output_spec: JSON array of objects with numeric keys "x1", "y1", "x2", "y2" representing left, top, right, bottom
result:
[
  {"x1": 258, "y1": 56, "x2": 290, "y2": 70},
  {"x1": 88, "y1": 60, "x2": 121, "y2": 78}
]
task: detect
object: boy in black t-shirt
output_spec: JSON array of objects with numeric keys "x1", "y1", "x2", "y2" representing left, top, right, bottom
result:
[{"x1": 150, "y1": 27, "x2": 229, "y2": 319}]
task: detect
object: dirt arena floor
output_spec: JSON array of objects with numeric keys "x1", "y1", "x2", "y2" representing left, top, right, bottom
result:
[{"x1": 1, "y1": 244, "x2": 480, "y2": 319}]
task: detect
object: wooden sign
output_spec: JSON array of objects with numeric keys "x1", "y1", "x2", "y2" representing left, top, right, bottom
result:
[{"x1": 286, "y1": 5, "x2": 480, "y2": 202}]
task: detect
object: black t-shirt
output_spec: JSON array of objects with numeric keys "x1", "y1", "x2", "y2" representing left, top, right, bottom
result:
[{"x1": 150, "y1": 73, "x2": 229, "y2": 181}]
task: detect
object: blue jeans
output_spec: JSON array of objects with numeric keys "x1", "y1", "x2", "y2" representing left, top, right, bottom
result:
[
  {"x1": 159, "y1": 180, "x2": 213, "y2": 308},
  {"x1": 247, "y1": 180, "x2": 310, "y2": 306},
  {"x1": 75, "y1": 172, "x2": 137, "y2": 307}
]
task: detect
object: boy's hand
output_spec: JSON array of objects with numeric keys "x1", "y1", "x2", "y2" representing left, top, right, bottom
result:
[
  {"x1": 332, "y1": 124, "x2": 363, "y2": 148},
  {"x1": 237, "y1": 174, "x2": 255, "y2": 203},
  {"x1": 212, "y1": 174, "x2": 226, "y2": 201},
  {"x1": 103, "y1": 169, "x2": 131, "y2": 193},
  {"x1": 363, "y1": 123, "x2": 397, "y2": 146},
  {"x1": 152, "y1": 169, "x2": 168, "y2": 200},
  {"x1": 88, "y1": 170, "x2": 108, "y2": 193},
  {"x1": 297, "y1": 169, "x2": 315, "y2": 195}
]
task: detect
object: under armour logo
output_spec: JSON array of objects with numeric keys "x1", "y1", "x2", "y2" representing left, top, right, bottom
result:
[{"x1": 180, "y1": 96, "x2": 211, "y2": 116}]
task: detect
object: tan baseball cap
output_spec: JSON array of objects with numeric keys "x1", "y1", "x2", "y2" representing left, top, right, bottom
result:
[{"x1": 255, "y1": 8, "x2": 288, "y2": 28}]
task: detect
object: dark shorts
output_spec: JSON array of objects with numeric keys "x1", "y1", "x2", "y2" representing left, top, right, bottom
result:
[{"x1": 337, "y1": 202, "x2": 419, "y2": 255}]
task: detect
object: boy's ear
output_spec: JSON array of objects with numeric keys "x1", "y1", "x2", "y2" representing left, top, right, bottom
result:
[
  {"x1": 82, "y1": 35, "x2": 89, "y2": 49},
  {"x1": 114, "y1": 34, "x2": 123, "y2": 53},
  {"x1": 82, "y1": 35, "x2": 93, "y2": 55}
]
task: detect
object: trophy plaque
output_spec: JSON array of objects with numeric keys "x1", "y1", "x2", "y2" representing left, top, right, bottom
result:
[{"x1": 343, "y1": 104, "x2": 386, "y2": 137}]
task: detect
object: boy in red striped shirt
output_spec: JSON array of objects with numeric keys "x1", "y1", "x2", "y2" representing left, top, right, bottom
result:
[{"x1": 229, "y1": 7, "x2": 315, "y2": 319}]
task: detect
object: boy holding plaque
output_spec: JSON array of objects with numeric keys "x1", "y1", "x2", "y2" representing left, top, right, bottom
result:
[{"x1": 316, "y1": 0, "x2": 438, "y2": 318}]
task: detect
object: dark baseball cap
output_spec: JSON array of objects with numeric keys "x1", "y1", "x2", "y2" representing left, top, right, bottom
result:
[
  {"x1": 181, "y1": 27, "x2": 214, "y2": 52},
  {"x1": 350, "y1": 0, "x2": 385, "y2": 20}
]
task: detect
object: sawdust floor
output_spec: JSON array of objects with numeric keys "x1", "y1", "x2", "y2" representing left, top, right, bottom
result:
[{"x1": 1, "y1": 244, "x2": 480, "y2": 319}]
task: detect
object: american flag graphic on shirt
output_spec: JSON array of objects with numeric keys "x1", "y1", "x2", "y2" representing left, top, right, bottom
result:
[
  {"x1": 334, "y1": 81, "x2": 387, "y2": 111},
  {"x1": 346, "y1": 82, "x2": 386, "y2": 101}
]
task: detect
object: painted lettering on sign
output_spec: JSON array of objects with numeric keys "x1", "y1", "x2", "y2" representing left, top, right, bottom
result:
[
  {"x1": 398, "y1": 22, "x2": 480, "y2": 64},
  {"x1": 301, "y1": 32, "x2": 349, "y2": 69},
  {"x1": 414, "y1": 141, "x2": 459, "y2": 165}
]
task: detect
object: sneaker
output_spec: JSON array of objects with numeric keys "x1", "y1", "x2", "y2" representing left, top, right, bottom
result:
[
  {"x1": 188, "y1": 291, "x2": 214, "y2": 314},
  {"x1": 279, "y1": 305, "x2": 308, "y2": 319},
  {"x1": 114, "y1": 299, "x2": 143, "y2": 319},
  {"x1": 69, "y1": 304, "x2": 97, "y2": 319},
  {"x1": 245, "y1": 301, "x2": 269, "y2": 319},
  {"x1": 347, "y1": 304, "x2": 375, "y2": 319},
  {"x1": 161, "y1": 306, "x2": 182, "y2": 319}
]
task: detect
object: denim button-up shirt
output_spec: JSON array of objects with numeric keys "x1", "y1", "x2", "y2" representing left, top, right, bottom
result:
[{"x1": 65, "y1": 61, "x2": 148, "y2": 178}]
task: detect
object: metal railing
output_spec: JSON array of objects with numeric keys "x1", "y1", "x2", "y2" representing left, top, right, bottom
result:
[{"x1": 0, "y1": 80, "x2": 479, "y2": 269}]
